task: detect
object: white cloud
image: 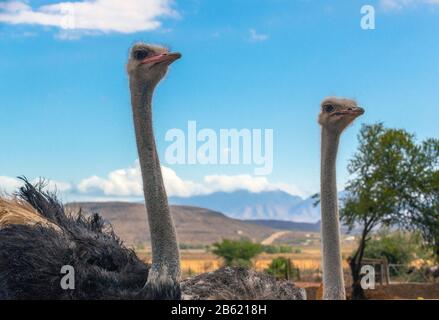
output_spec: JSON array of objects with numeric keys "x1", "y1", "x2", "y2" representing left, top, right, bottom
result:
[
  {"x1": 249, "y1": 29, "x2": 269, "y2": 42},
  {"x1": 0, "y1": 176, "x2": 22, "y2": 194},
  {"x1": 161, "y1": 166, "x2": 207, "y2": 197},
  {"x1": 0, "y1": 176, "x2": 71, "y2": 194},
  {"x1": 381, "y1": 0, "x2": 410, "y2": 10},
  {"x1": 77, "y1": 162, "x2": 143, "y2": 196},
  {"x1": 380, "y1": 0, "x2": 439, "y2": 10},
  {"x1": 0, "y1": 0, "x2": 177, "y2": 34},
  {"x1": 76, "y1": 160, "x2": 206, "y2": 198},
  {"x1": 202, "y1": 174, "x2": 305, "y2": 197},
  {"x1": 76, "y1": 160, "x2": 305, "y2": 199},
  {"x1": 1, "y1": 161, "x2": 306, "y2": 200},
  {"x1": 37, "y1": 179, "x2": 72, "y2": 193}
]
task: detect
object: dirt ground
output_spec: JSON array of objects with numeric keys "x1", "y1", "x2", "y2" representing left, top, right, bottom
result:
[
  {"x1": 363, "y1": 283, "x2": 439, "y2": 300},
  {"x1": 302, "y1": 283, "x2": 439, "y2": 300}
]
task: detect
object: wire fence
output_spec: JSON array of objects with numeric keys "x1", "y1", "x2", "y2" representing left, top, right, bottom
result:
[{"x1": 180, "y1": 256, "x2": 437, "y2": 285}]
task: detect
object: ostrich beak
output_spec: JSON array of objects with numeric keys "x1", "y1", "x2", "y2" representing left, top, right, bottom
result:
[
  {"x1": 337, "y1": 107, "x2": 364, "y2": 117},
  {"x1": 140, "y1": 52, "x2": 182, "y2": 66},
  {"x1": 350, "y1": 107, "x2": 365, "y2": 116}
]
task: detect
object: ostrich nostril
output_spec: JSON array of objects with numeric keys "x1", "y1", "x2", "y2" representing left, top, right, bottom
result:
[{"x1": 347, "y1": 107, "x2": 353, "y2": 111}]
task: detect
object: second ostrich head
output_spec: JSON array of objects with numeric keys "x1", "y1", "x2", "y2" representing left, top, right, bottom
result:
[
  {"x1": 127, "y1": 43, "x2": 181, "y2": 89},
  {"x1": 318, "y1": 96, "x2": 365, "y2": 300},
  {"x1": 318, "y1": 97, "x2": 364, "y2": 134}
]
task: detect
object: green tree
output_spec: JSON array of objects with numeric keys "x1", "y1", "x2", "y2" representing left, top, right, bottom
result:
[
  {"x1": 399, "y1": 138, "x2": 439, "y2": 263},
  {"x1": 363, "y1": 231, "x2": 422, "y2": 265},
  {"x1": 266, "y1": 257, "x2": 299, "y2": 280},
  {"x1": 212, "y1": 239, "x2": 263, "y2": 267},
  {"x1": 341, "y1": 123, "x2": 438, "y2": 299}
]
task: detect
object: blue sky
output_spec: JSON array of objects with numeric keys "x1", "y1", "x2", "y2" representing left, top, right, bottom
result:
[{"x1": 0, "y1": 0, "x2": 438, "y2": 201}]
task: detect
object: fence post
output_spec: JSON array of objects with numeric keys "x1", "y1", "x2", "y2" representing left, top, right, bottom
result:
[
  {"x1": 379, "y1": 261, "x2": 384, "y2": 285},
  {"x1": 383, "y1": 257, "x2": 390, "y2": 285}
]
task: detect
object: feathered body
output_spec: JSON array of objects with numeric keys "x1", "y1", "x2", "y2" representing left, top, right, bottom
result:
[
  {"x1": 0, "y1": 180, "x2": 306, "y2": 300},
  {"x1": 0, "y1": 180, "x2": 180, "y2": 300}
]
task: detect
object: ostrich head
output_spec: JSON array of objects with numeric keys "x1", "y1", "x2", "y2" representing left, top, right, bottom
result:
[
  {"x1": 318, "y1": 97, "x2": 364, "y2": 133},
  {"x1": 127, "y1": 43, "x2": 181, "y2": 88}
]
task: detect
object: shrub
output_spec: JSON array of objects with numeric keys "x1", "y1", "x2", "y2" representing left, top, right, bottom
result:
[
  {"x1": 262, "y1": 245, "x2": 293, "y2": 254},
  {"x1": 179, "y1": 243, "x2": 207, "y2": 250},
  {"x1": 266, "y1": 257, "x2": 300, "y2": 280},
  {"x1": 212, "y1": 239, "x2": 263, "y2": 267}
]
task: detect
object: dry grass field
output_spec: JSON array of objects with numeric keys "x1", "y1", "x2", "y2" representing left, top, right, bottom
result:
[
  {"x1": 136, "y1": 244, "x2": 356, "y2": 277},
  {"x1": 135, "y1": 243, "x2": 439, "y2": 300}
]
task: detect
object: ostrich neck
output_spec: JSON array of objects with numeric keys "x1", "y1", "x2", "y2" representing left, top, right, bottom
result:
[
  {"x1": 130, "y1": 81, "x2": 180, "y2": 285},
  {"x1": 320, "y1": 128, "x2": 346, "y2": 300}
]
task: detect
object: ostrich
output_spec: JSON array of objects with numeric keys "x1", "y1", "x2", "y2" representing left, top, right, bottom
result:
[
  {"x1": 127, "y1": 43, "x2": 182, "y2": 296},
  {"x1": 0, "y1": 43, "x2": 182, "y2": 300},
  {"x1": 0, "y1": 43, "x2": 306, "y2": 300},
  {"x1": 318, "y1": 97, "x2": 364, "y2": 300}
]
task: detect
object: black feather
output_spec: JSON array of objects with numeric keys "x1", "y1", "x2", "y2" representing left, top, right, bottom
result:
[{"x1": 0, "y1": 178, "x2": 180, "y2": 300}]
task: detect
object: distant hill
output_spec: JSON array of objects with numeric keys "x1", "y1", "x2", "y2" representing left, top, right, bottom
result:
[
  {"x1": 67, "y1": 202, "x2": 279, "y2": 246},
  {"x1": 247, "y1": 219, "x2": 321, "y2": 232},
  {"x1": 170, "y1": 190, "x2": 321, "y2": 222}
]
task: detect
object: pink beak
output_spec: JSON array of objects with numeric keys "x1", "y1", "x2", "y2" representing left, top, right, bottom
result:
[
  {"x1": 140, "y1": 52, "x2": 182, "y2": 66},
  {"x1": 335, "y1": 107, "x2": 365, "y2": 117}
]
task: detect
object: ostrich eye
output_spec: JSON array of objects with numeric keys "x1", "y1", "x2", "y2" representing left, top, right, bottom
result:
[
  {"x1": 323, "y1": 104, "x2": 334, "y2": 113},
  {"x1": 133, "y1": 49, "x2": 150, "y2": 60}
]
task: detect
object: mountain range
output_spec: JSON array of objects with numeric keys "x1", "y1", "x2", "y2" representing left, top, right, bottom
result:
[
  {"x1": 65, "y1": 190, "x2": 353, "y2": 247},
  {"x1": 170, "y1": 190, "x2": 321, "y2": 223},
  {"x1": 67, "y1": 202, "x2": 318, "y2": 246}
]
